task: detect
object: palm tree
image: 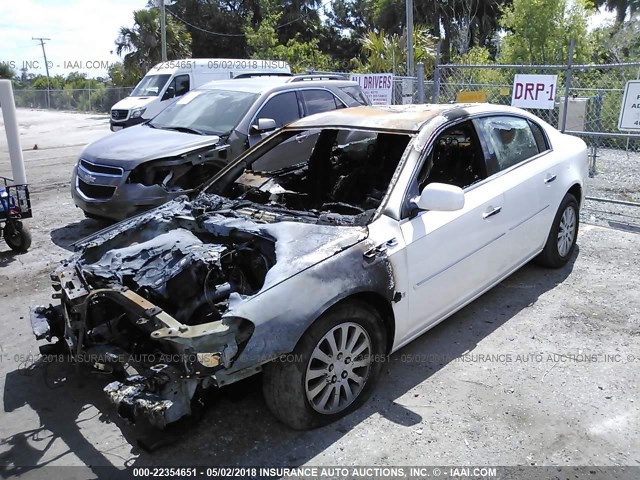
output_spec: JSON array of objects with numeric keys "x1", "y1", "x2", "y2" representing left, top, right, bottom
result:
[
  {"x1": 596, "y1": 0, "x2": 640, "y2": 24},
  {"x1": 0, "y1": 63, "x2": 14, "y2": 80},
  {"x1": 115, "y1": 8, "x2": 192, "y2": 77},
  {"x1": 356, "y1": 25, "x2": 438, "y2": 75}
]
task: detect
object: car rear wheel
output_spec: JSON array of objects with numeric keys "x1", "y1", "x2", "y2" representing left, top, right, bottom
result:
[
  {"x1": 262, "y1": 300, "x2": 386, "y2": 430},
  {"x1": 536, "y1": 193, "x2": 579, "y2": 268}
]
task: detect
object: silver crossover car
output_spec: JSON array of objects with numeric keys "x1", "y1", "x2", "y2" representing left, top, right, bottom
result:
[{"x1": 72, "y1": 76, "x2": 369, "y2": 220}]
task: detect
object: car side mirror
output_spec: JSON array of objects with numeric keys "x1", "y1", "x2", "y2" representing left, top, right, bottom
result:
[
  {"x1": 162, "y1": 86, "x2": 175, "y2": 101},
  {"x1": 250, "y1": 118, "x2": 277, "y2": 134},
  {"x1": 413, "y1": 183, "x2": 465, "y2": 211}
]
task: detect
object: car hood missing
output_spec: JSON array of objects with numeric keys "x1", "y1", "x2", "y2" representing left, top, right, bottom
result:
[
  {"x1": 73, "y1": 195, "x2": 368, "y2": 322},
  {"x1": 80, "y1": 124, "x2": 221, "y2": 170}
]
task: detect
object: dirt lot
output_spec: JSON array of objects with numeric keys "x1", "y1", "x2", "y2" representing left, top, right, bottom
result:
[{"x1": 0, "y1": 109, "x2": 639, "y2": 474}]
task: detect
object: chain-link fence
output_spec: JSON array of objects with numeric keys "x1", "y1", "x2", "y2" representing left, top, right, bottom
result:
[
  {"x1": 434, "y1": 62, "x2": 640, "y2": 149},
  {"x1": 12, "y1": 87, "x2": 133, "y2": 113},
  {"x1": 432, "y1": 59, "x2": 640, "y2": 232}
]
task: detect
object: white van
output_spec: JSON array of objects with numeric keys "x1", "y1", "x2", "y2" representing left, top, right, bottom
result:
[{"x1": 109, "y1": 58, "x2": 291, "y2": 131}]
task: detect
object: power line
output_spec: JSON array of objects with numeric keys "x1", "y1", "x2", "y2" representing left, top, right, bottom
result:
[
  {"x1": 32, "y1": 37, "x2": 51, "y2": 108},
  {"x1": 165, "y1": 0, "x2": 333, "y2": 39},
  {"x1": 165, "y1": 10, "x2": 245, "y2": 37},
  {"x1": 274, "y1": 0, "x2": 333, "y2": 30}
]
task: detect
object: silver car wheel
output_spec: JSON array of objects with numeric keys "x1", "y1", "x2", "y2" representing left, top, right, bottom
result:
[
  {"x1": 557, "y1": 205, "x2": 576, "y2": 257},
  {"x1": 305, "y1": 322, "x2": 372, "y2": 415}
]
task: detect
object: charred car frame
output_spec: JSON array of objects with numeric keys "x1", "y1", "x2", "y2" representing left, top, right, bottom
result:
[{"x1": 32, "y1": 104, "x2": 587, "y2": 430}]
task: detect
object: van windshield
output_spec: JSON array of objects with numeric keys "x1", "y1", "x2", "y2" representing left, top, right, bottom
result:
[
  {"x1": 131, "y1": 74, "x2": 171, "y2": 97},
  {"x1": 149, "y1": 89, "x2": 259, "y2": 136}
]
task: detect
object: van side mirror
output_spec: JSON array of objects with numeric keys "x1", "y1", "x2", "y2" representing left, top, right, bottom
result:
[
  {"x1": 413, "y1": 183, "x2": 465, "y2": 211},
  {"x1": 162, "y1": 86, "x2": 175, "y2": 101},
  {"x1": 250, "y1": 118, "x2": 277, "y2": 134}
]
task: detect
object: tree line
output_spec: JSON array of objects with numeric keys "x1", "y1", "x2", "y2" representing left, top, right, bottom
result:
[{"x1": 0, "y1": 0, "x2": 638, "y2": 89}]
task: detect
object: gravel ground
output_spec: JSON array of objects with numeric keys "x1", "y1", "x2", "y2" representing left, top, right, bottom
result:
[
  {"x1": 582, "y1": 146, "x2": 640, "y2": 233},
  {"x1": 0, "y1": 109, "x2": 639, "y2": 475}
]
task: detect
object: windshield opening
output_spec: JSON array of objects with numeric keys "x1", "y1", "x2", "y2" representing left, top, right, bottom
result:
[
  {"x1": 131, "y1": 74, "x2": 171, "y2": 97},
  {"x1": 202, "y1": 127, "x2": 412, "y2": 225},
  {"x1": 149, "y1": 89, "x2": 259, "y2": 136}
]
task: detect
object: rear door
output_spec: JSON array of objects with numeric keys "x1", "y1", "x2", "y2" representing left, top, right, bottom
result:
[
  {"x1": 299, "y1": 89, "x2": 346, "y2": 115},
  {"x1": 474, "y1": 115, "x2": 553, "y2": 262}
]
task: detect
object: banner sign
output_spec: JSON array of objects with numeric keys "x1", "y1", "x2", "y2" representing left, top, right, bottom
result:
[
  {"x1": 618, "y1": 80, "x2": 640, "y2": 131},
  {"x1": 349, "y1": 73, "x2": 394, "y2": 105}
]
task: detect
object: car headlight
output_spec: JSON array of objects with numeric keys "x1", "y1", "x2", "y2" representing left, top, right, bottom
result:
[{"x1": 130, "y1": 108, "x2": 146, "y2": 119}]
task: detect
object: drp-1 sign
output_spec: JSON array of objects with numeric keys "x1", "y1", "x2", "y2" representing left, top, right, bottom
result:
[{"x1": 511, "y1": 74, "x2": 557, "y2": 110}]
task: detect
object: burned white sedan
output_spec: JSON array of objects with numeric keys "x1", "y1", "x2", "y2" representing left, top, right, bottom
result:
[{"x1": 31, "y1": 104, "x2": 587, "y2": 430}]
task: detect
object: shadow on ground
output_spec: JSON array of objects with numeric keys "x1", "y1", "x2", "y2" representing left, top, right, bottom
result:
[
  {"x1": 1, "y1": 252, "x2": 577, "y2": 477},
  {"x1": 0, "y1": 249, "x2": 19, "y2": 267},
  {"x1": 50, "y1": 218, "x2": 112, "y2": 251}
]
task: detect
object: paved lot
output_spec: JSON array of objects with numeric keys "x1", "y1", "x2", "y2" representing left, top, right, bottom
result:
[{"x1": 0, "y1": 109, "x2": 639, "y2": 473}]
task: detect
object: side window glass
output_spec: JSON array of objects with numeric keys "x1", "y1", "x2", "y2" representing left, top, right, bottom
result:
[
  {"x1": 528, "y1": 120, "x2": 549, "y2": 152},
  {"x1": 174, "y1": 75, "x2": 190, "y2": 97},
  {"x1": 416, "y1": 121, "x2": 487, "y2": 192},
  {"x1": 339, "y1": 86, "x2": 369, "y2": 106},
  {"x1": 302, "y1": 90, "x2": 340, "y2": 115},
  {"x1": 476, "y1": 116, "x2": 541, "y2": 171},
  {"x1": 257, "y1": 92, "x2": 301, "y2": 127}
]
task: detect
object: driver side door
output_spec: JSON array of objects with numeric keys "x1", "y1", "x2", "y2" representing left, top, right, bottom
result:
[{"x1": 397, "y1": 121, "x2": 511, "y2": 343}]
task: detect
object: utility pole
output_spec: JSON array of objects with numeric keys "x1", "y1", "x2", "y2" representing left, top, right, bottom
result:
[
  {"x1": 32, "y1": 37, "x2": 51, "y2": 108},
  {"x1": 406, "y1": 0, "x2": 414, "y2": 77},
  {"x1": 159, "y1": 0, "x2": 167, "y2": 61}
]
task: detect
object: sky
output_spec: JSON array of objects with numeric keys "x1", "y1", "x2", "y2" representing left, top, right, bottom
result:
[
  {"x1": 0, "y1": 0, "x2": 148, "y2": 78},
  {"x1": 0, "y1": 0, "x2": 619, "y2": 79}
]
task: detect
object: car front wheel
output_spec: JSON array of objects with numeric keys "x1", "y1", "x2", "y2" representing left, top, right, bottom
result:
[
  {"x1": 536, "y1": 192, "x2": 579, "y2": 268},
  {"x1": 262, "y1": 300, "x2": 386, "y2": 430}
]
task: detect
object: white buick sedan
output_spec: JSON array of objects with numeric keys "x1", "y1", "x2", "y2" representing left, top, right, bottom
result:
[{"x1": 32, "y1": 104, "x2": 588, "y2": 430}]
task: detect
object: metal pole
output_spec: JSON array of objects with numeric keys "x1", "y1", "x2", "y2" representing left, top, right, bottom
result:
[
  {"x1": 0, "y1": 80, "x2": 27, "y2": 184},
  {"x1": 561, "y1": 38, "x2": 574, "y2": 133},
  {"x1": 406, "y1": 0, "x2": 414, "y2": 76},
  {"x1": 627, "y1": 65, "x2": 640, "y2": 156},
  {"x1": 417, "y1": 62, "x2": 425, "y2": 103},
  {"x1": 160, "y1": 0, "x2": 167, "y2": 62},
  {"x1": 432, "y1": 43, "x2": 441, "y2": 103},
  {"x1": 32, "y1": 37, "x2": 51, "y2": 109}
]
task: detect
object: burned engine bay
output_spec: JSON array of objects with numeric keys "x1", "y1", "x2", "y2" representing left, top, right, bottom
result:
[{"x1": 30, "y1": 128, "x2": 408, "y2": 428}]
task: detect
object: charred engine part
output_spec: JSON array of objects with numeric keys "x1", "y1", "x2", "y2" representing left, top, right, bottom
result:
[
  {"x1": 104, "y1": 365, "x2": 198, "y2": 429},
  {"x1": 79, "y1": 227, "x2": 275, "y2": 326},
  {"x1": 30, "y1": 304, "x2": 67, "y2": 355}
]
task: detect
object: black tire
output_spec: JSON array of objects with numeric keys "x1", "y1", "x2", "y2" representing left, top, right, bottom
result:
[
  {"x1": 535, "y1": 193, "x2": 579, "y2": 268},
  {"x1": 262, "y1": 300, "x2": 387, "y2": 430},
  {"x1": 4, "y1": 221, "x2": 32, "y2": 252}
]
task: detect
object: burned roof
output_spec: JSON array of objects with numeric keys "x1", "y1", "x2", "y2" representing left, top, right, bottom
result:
[{"x1": 288, "y1": 103, "x2": 528, "y2": 133}]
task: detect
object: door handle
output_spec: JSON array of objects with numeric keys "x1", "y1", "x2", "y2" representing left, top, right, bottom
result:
[
  {"x1": 295, "y1": 133, "x2": 307, "y2": 143},
  {"x1": 544, "y1": 174, "x2": 557, "y2": 184},
  {"x1": 482, "y1": 206, "x2": 502, "y2": 219}
]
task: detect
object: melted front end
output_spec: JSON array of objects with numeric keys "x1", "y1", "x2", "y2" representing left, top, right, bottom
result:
[{"x1": 30, "y1": 199, "x2": 275, "y2": 428}]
